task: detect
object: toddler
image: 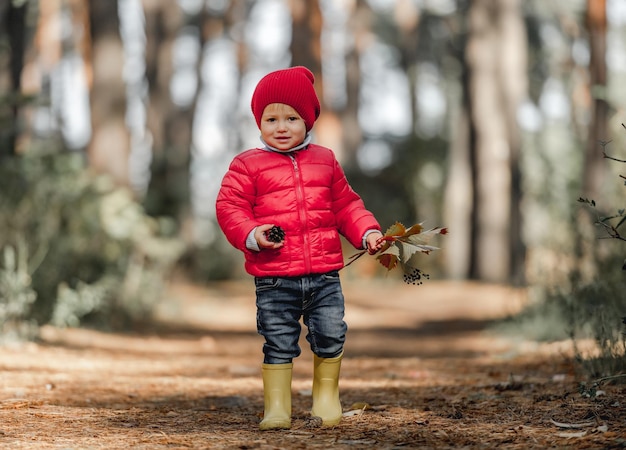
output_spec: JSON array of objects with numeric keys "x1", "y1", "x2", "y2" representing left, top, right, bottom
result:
[{"x1": 216, "y1": 66, "x2": 383, "y2": 430}]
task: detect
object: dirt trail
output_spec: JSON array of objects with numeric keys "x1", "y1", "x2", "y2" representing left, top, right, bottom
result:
[{"x1": 0, "y1": 279, "x2": 624, "y2": 449}]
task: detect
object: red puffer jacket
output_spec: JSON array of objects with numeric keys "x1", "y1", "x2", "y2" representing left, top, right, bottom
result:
[{"x1": 216, "y1": 144, "x2": 381, "y2": 277}]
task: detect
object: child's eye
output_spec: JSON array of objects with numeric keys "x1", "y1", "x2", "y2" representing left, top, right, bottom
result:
[{"x1": 288, "y1": 116, "x2": 299, "y2": 121}]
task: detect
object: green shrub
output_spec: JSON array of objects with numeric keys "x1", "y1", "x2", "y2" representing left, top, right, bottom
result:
[
  {"x1": 496, "y1": 256, "x2": 625, "y2": 379},
  {"x1": 0, "y1": 152, "x2": 185, "y2": 339},
  {"x1": 566, "y1": 264, "x2": 626, "y2": 377},
  {"x1": 0, "y1": 239, "x2": 38, "y2": 342}
]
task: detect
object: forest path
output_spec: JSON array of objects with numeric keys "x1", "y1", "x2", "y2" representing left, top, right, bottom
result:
[{"x1": 0, "y1": 279, "x2": 623, "y2": 449}]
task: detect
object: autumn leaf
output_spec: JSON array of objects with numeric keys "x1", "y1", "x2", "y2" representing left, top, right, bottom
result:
[
  {"x1": 384, "y1": 222, "x2": 407, "y2": 237},
  {"x1": 380, "y1": 222, "x2": 407, "y2": 252},
  {"x1": 397, "y1": 226, "x2": 448, "y2": 256},
  {"x1": 376, "y1": 245, "x2": 400, "y2": 271},
  {"x1": 404, "y1": 223, "x2": 424, "y2": 236}
]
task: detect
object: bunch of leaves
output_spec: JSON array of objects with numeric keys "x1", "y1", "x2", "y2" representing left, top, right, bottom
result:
[{"x1": 346, "y1": 222, "x2": 447, "y2": 285}]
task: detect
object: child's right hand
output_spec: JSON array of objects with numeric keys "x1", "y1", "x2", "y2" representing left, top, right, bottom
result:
[
  {"x1": 255, "y1": 224, "x2": 284, "y2": 250},
  {"x1": 366, "y1": 231, "x2": 385, "y2": 254}
]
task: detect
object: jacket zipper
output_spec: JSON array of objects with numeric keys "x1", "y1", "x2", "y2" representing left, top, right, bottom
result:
[{"x1": 290, "y1": 153, "x2": 312, "y2": 273}]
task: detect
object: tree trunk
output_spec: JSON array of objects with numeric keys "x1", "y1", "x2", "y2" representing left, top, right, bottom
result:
[
  {"x1": 142, "y1": 0, "x2": 186, "y2": 216},
  {"x1": 289, "y1": 0, "x2": 322, "y2": 74},
  {"x1": 500, "y1": 0, "x2": 527, "y2": 285},
  {"x1": 583, "y1": 0, "x2": 608, "y2": 200},
  {"x1": 0, "y1": 1, "x2": 28, "y2": 157},
  {"x1": 464, "y1": 0, "x2": 527, "y2": 283},
  {"x1": 444, "y1": 84, "x2": 473, "y2": 279},
  {"x1": 340, "y1": 1, "x2": 373, "y2": 166},
  {"x1": 88, "y1": 0, "x2": 130, "y2": 185},
  {"x1": 289, "y1": 0, "x2": 335, "y2": 151}
]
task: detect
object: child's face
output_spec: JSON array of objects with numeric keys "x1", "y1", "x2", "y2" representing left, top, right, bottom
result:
[{"x1": 260, "y1": 103, "x2": 307, "y2": 151}]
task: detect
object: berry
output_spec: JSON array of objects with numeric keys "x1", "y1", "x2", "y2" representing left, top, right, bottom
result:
[
  {"x1": 402, "y1": 266, "x2": 429, "y2": 285},
  {"x1": 266, "y1": 225, "x2": 285, "y2": 243}
]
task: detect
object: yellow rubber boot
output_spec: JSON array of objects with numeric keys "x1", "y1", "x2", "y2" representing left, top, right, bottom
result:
[
  {"x1": 259, "y1": 363, "x2": 293, "y2": 430},
  {"x1": 311, "y1": 352, "x2": 343, "y2": 426}
]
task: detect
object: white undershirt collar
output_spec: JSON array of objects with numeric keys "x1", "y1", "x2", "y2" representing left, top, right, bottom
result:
[{"x1": 260, "y1": 133, "x2": 312, "y2": 153}]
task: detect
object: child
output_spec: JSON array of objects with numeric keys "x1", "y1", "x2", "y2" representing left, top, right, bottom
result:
[{"x1": 215, "y1": 66, "x2": 384, "y2": 430}]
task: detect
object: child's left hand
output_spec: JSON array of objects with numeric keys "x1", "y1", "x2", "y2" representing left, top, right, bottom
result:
[{"x1": 366, "y1": 231, "x2": 384, "y2": 255}]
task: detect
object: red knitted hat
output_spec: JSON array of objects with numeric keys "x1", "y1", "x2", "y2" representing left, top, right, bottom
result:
[{"x1": 251, "y1": 66, "x2": 321, "y2": 132}]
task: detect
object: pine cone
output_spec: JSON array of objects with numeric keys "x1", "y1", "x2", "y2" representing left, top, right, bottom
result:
[{"x1": 266, "y1": 225, "x2": 285, "y2": 243}]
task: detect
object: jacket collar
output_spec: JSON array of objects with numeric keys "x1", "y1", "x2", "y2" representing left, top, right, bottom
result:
[{"x1": 260, "y1": 133, "x2": 311, "y2": 153}]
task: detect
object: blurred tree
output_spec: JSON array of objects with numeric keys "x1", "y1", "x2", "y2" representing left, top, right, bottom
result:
[
  {"x1": 7, "y1": 0, "x2": 616, "y2": 289},
  {"x1": 583, "y1": 0, "x2": 608, "y2": 200},
  {"x1": 143, "y1": 1, "x2": 243, "y2": 221},
  {"x1": 289, "y1": 0, "x2": 322, "y2": 72},
  {"x1": 88, "y1": 0, "x2": 130, "y2": 185},
  {"x1": 394, "y1": 0, "x2": 420, "y2": 135},
  {"x1": 290, "y1": 0, "x2": 332, "y2": 150},
  {"x1": 341, "y1": 0, "x2": 372, "y2": 165},
  {"x1": 0, "y1": 0, "x2": 29, "y2": 158},
  {"x1": 142, "y1": 1, "x2": 189, "y2": 218},
  {"x1": 461, "y1": 0, "x2": 527, "y2": 283}
]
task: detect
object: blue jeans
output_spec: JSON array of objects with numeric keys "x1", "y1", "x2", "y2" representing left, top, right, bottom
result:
[{"x1": 255, "y1": 271, "x2": 347, "y2": 364}]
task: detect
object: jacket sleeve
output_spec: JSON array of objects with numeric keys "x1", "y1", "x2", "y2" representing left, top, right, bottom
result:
[
  {"x1": 330, "y1": 157, "x2": 381, "y2": 249},
  {"x1": 215, "y1": 156, "x2": 260, "y2": 252}
]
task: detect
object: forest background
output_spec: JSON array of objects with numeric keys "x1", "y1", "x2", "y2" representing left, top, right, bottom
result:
[{"x1": 0, "y1": 0, "x2": 625, "y2": 377}]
